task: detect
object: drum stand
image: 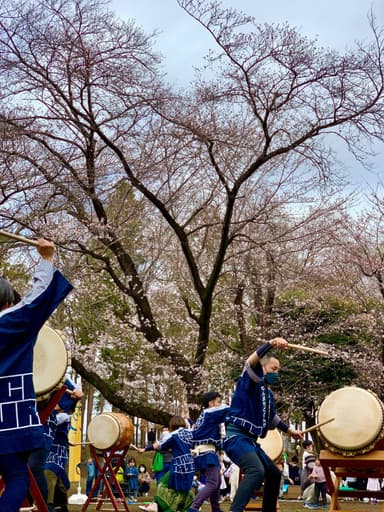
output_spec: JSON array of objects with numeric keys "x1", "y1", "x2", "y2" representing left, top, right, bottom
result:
[
  {"x1": 320, "y1": 449, "x2": 384, "y2": 512},
  {"x1": 81, "y1": 444, "x2": 130, "y2": 512},
  {"x1": 0, "y1": 385, "x2": 67, "y2": 512}
]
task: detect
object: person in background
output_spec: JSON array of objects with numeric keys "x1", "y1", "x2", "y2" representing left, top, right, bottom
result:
[
  {"x1": 218, "y1": 451, "x2": 230, "y2": 501},
  {"x1": 366, "y1": 478, "x2": 381, "y2": 504},
  {"x1": 126, "y1": 457, "x2": 140, "y2": 502},
  {"x1": 148, "y1": 429, "x2": 156, "y2": 444},
  {"x1": 86, "y1": 457, "x2": 99, "y2": 496},
  {"x1": 138, "y1": 463, "x2": 153, "y2": 496},
  {"x1": 112, "y1": 457, "x2": 128, "y2": 498},
  {"x1": 227, "y1": 462, "x2": 240, "y2": 503},
  {"x1": 223, "y1": 338, "x2": 303, "y2": 512},
  {"x1": 0, "y1": 238, "x2": 73, "y2": 512},
  {"x1": 301, "y1": 440, "x2": 314, "y2": 496},
  {"x1": 307, "y1": 458, "x2": 327, "y2": 509},
  {"x1": 287, "y1": 455, "x2": 301, "y2": 486},
  {"x1": 302, "y1": 454, "x2": 316, "y2": 495}
]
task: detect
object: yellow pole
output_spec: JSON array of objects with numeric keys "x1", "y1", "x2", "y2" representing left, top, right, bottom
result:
[{"x1": 68, "y1": 401, "x2": 83, "y2": 484}]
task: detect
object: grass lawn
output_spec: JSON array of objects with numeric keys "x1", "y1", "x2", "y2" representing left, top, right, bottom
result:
[
  {"x1": 67, "y1": 498, "x2": 377, "y2": 512},
  {"x1": 66, "y1": 450, "x2": 376, "y2": 512}
]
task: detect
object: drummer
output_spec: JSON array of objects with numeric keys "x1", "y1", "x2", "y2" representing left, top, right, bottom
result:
[
  {"x1": 189, "y1": 391, "x2": 229, "y2": 512},
  {"x1": 223, "y1": 338, "x2": 303, "y2": 512},
  {"x1": 0, "y1": 238, "x2": 73, "y2": 512}
]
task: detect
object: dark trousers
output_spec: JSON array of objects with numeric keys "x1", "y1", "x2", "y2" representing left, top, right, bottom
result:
[
  {"x1": 190, "y1": 465, "x2": 221, "y2": 512},
  {"x1": 0, "y1": 452, "x2": 30, "y2": 512},
  {"x1": 231, "y1": 450, "x2": 281, "y2": 512},
  {"x1": 314, "y1": 481, "x2": 327, "y2": 505},
  {"x1": 29, "y1": 446, "x2": 50, "y2": 502}
]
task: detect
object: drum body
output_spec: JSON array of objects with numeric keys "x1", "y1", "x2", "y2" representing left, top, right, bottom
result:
[
  {"x1": 33, "y1": 325, "x2": 69, "y2": 399},
  {"x1": 88, "y1": 412, "x2": 134, "y2": 450},
  {"x1": 258, "y1": 429, "x2": 283, "y2": 462},
  {"x1": 318, "y1": 386, "x2": 384, "y2": 456}
]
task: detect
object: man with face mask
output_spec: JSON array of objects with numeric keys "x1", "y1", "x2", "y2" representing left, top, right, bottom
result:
[{"x1": 223, "y1": 338, "x2": 303, "y2": 512}]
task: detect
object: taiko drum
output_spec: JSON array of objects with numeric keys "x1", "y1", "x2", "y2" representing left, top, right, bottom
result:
[
  {"x1": 87, "y1": 412, "x2": 134, "y2": 450},
  {"x1": 258, "y1": 429, "x2": 284, "y2": 462},
  {"x1": 33, "y1": 325, "x2": 70, "y2": 400},
  {"x1": 317, "y1": 386, "x2": 384, "y2": 456}
]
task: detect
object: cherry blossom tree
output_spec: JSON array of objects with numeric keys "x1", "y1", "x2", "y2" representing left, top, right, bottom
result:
[{"x1": 0, "y1": 0, "x2": 384, "y2": 421}]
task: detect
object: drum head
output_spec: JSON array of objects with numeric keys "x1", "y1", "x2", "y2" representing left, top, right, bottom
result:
[
  {"x1": 318, "y1": 386, "x2": 384, "y2": 452},
  {"x1": 33, "y1": 325, "x2": 68, "y2": 396},
  {"x1": 259, "y1": 429, "x2": 283, "y2": 461},
  {"x1": 88, "y1": 414, "x2": 120, "y2": 450}
]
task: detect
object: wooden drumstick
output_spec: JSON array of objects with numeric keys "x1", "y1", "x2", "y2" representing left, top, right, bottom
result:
[
  {"x1": 301, "y1": 418, "x2": 335, "y2": 434},
  {"x1": 0, "y1": 229, "x2": 40, "y2": 247},
  {"x1": 287, "y1": 343, "x2": 328, "y2": 356}
]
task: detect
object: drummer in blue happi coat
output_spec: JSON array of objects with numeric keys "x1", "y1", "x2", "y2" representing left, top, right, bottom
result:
[
  {"x1": 139, "y1": 415, "x2": 195, "y2": 512},
  {"x1": 0, "y1": 238, "x2": 73, "y2": 511},
  {"x1": 189, "y1": 391, "x2": 229, "y2": 512},
  {"x1": 224, "y1": 338, "x2": 303, "y2": 512}
]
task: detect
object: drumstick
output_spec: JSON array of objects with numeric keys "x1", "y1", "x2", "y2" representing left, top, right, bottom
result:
[
  {"x1": 0, "y1": 229, "x2": 40, "y2": 247},
  {"x1": 301, "y1": 418, "x2": 335, "y2": 434},
  {"x1": 287, "y1": 343, "x2": 328, "y2": 356}
]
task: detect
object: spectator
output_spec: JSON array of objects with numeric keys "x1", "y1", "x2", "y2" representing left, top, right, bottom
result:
[
  {"x1": 301, "y1": 440, "x2": 314, "y2": 496},
  {"x1": 138, "y1": 464, "x2": 153, "y2": 496},
  {"x1": 126, "y1": 457, "x2": 140, "y2": 502},
  {"x1": 148, "y1": 429, "x2": 156, "y2": 444},
  {"x1": 86, "y1": 457, "x2": 98, "y2": 496},
  {"x1": 307, "y1": 458, "x2": 327, "y2": 509}
]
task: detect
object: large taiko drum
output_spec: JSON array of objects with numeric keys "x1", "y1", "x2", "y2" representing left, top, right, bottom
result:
[
  {"x1": 87, "y1": 412, "x2": 134, "y2": 450},
  {"x1": 318, "y1": 386, "x2": 384, "y2": 456},
  {"x1": 258, "y1": 429, "x2": 283, "y2": 462},
  {"x1": 33, "y1": 325, "x2": 69, "y2": 399}
]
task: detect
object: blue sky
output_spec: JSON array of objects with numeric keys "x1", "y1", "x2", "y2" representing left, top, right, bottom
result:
[
  {"x1": 111, "y1": 0, "x2": 384, "y2": 81},
  {"x1": 109, "y1": 0, "x2": 384, "y2": 195}
]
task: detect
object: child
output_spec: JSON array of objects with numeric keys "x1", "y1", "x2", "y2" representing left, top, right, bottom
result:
[
  {"x1": 126, "y1": 457, "x2": 140, "y2": 502},
  {"x1": 308, "y1": 458, "x2": 327, "y2": 508},
  {"x1": 138, "y1": 464, "x2": 152, "y2": 496}
]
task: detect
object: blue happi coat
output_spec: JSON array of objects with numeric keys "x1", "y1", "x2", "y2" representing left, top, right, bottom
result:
[
  {"x1": 158, "y1": 427, "x2": 194, "y2": 492},
  {"x1": 43, "y1": 377, "x2": 79, "y2": 452},
  {"x1": 45, "y1": 412, "x2": 71, "y2": 488},
  {"x1": 225, "y1": 360, "x2": 280, "y2": 438},
  {"x1": 191, "y1": 404, "x2": 229, "y2": 469},
  {"x1": 0, "y1": 260, "x2": 73, "y2": 454}
]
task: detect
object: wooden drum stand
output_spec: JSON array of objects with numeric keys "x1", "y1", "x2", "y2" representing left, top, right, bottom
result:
[
  {"x1": 81, "y1": 444, "x2": 130, "y2": 512},
  {"x1": 320, "y1": 449, "x2": 384, "y2": 512}
]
